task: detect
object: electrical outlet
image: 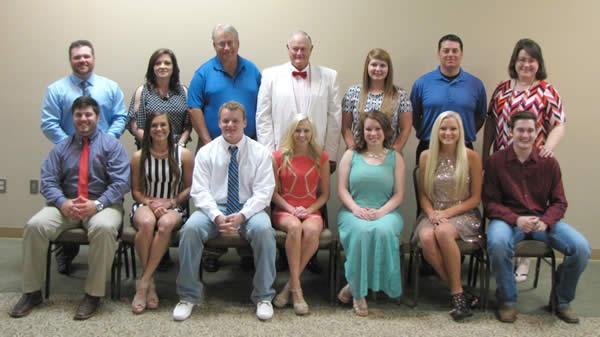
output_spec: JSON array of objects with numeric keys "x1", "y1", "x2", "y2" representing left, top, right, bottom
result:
[
  {"x1": 30, "y1": 179, "x2": 39, "y2": 194},
  {"x1": 0, "y1": 178, "x2": 6, "y2": 193}
]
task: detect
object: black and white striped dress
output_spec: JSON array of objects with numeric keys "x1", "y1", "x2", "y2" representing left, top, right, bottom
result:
[{"x1": 131, "y1": 145, "x2": 188, "y2": 220}]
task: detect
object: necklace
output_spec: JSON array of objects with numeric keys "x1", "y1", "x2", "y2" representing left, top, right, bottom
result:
[
  {"x1": 150, "y1": 149, "x2": 168, "y2": 158},
  {"x1": 364, "y1": 148, "x2": 388, "y2": 160}
]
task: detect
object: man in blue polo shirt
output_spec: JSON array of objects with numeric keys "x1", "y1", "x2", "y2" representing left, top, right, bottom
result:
[
  {"x1": 187, "y1": 24, "x2": 261, "y2": 272},
  {"x1": 188, "y1": 24, "x2": 261, "y2": 147},
  {"x1": 410, "y1": 34, "x2": 487, "y2": 162}
]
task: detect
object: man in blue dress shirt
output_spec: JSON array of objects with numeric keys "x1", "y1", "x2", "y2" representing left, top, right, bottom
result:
[
  {"x1": 410, "y1": 34, "x2": 487, "y2": 162},
  {"x1": 9, "y1": 96, "x2": 130, "y2": 320},
  {"x1": 40, "y1": 40, "x2": 127, "y2": 273},
  {"x1": 187, "y1": 24, "x2": 261, "y2": 272}
]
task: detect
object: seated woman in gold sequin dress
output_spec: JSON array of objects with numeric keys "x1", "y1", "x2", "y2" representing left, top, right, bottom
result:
[{"x1": 413, "y1": 111, "x2": 483, "y2": 321}]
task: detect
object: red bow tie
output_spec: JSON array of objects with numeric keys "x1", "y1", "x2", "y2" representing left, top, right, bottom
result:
[{"x1": 292, "y1": 70, "x2": 307, "y2": 79}]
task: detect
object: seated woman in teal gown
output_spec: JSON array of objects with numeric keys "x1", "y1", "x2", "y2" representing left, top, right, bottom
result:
[{"x1": 337, "y1": 110, "x2": 406, "y2": 317}]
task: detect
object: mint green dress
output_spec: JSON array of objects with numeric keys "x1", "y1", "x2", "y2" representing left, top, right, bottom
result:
[{"x1": 338, "y1": 151, "x2": 404, "y2": 299}]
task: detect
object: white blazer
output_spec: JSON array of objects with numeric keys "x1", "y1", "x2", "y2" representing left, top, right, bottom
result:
[{"x1": 256, "y1": 62, "x2": 341, "y2": 160}]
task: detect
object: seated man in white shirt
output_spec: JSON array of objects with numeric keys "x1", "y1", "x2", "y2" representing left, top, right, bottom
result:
[{"x1": 173, "y1": 101, "x2": 276, "y2": 321}]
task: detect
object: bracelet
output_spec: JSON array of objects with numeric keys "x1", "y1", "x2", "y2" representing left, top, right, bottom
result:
[{"x1": 178, "y1": 142, "x2": 186, "y2": 147}]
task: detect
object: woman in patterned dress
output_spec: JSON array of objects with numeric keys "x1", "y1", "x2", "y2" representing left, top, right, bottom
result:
[
  {"x1": 482, "y1": 39, "x2": 566, "y2": 282},
  {"x1": 414, "y1": 111, "x2": 483, "y2": 321},
  {"x1": 128, "y1": 48, "x2": 191, "y2": 148},
  {"x1": 337, "y1": 111, "x2": 405, "y2": 317},
  {"x1": 271, "y1": 114, "x2": 330, "y2": 315},
  {"x1": 341, "y1": 48, "x2": 412, "y2": 153},
  {"x1": 130, "y1": 111, "x2": 193, "y2": 314}
]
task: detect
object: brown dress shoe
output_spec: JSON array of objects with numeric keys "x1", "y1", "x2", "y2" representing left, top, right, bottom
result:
[
  {"x1": 496, "y1": 303, "x2": 517, "y2": 323},
  {"x1": 8, "y1": 291, "x2": 42, "y2": 318},
  {"x1": 556, "y1": 306, "x2": 580, "y2": 324},
  {"x1": 74, "y1": 294, "x2": 100, "y2": 320}
]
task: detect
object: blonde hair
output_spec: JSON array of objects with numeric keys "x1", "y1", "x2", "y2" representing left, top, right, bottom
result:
[
  {"x1": 424, "y1": 111, "x2": 469, "y2": 200},
  {"x1": 358, "y1": 48, "x2": 399, "y2": 118},
  {"x1": 278, "y1": 114, "x2": 322, "y2": 172}
]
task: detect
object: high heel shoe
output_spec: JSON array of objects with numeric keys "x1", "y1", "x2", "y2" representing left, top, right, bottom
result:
[
  {"x1": 273, "y1": 283, "x2": 291, "y2": 308},
  {"x1": 132, "y1": 280, "x2": 148, "y2": 314},
  {"x1": 337, "y1": 284, "x2": 352, "y2": 304},
  {"x1": 353, "y1": 298, "x2": 368, "y2": 317},
  {"x1": 146, "y1": 280, "x2": 159, "y2": 309},
  {"x1": 290, "y1": 288, "x2": 309, "y2": 316},
  {"x1": 449, "y1": 292, "x2": 472, "y2": 321}
]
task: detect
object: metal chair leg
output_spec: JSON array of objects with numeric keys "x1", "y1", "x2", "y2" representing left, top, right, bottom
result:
[
  {"x1": 45, "y1": 243, "x2": 53, "y2": 299},
  {"x1": 329, "y1": 242, "x2": 336, "y2": 304},
  {"x1": 533, "y1": 257, "x2": 542, "y2": 288},
  {"x1": 411, "y1": 249, "x2": 421, "y2": 308},
  {"x1": 130, "y1": 245, "x2": 137, "y2": 279}
]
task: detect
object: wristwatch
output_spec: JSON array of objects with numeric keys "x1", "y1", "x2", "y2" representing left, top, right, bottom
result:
[{"x1": 94, "y1": 200, "x2": 105, "y2": 212}]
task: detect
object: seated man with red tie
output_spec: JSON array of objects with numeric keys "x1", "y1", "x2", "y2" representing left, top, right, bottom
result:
[
  {"x1": 9, "y1": 96, "x2": 130, "y2": 320},
  {"x1": 173, "y1": 101, "x2": 276, "y2": 321}
]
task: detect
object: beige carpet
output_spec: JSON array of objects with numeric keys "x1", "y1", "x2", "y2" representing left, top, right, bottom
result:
[{"x1": 1, "y1": 293, "x2": 599, "y2": 337}]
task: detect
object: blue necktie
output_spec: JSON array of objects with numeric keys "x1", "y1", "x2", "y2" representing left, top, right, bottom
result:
[
  {"x1": 79, "y1": 81, "x2": 90, "y2": 96},
  {"x1": 225, "y1": 146, "x2": 241, "y2": 215}
]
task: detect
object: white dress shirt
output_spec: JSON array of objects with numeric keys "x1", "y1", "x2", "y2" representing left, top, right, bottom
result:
[
  {"x1": 191, "y1": 135, "x2": 275, "y2": 221},
  {"x1": 290, "y1": 63, "x2": 311, "y2": 115}
]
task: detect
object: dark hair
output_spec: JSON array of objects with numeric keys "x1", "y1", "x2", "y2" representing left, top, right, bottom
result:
[
  {"x1": 354, "y1": 111, "x2": 394, "y2": 152},
  {"x1": 69, "y1": 40, "x2": 94, "y2": 58},
  {"x1": 71, "y1": 96, "x2": 99, "y2": 115},
  {"x1": 139, "y1": 111, "x2": 180, "y2": 195},
  {"x1": 218, "y1": 101, "x2": 246, "y2": 121},
  {"x1": 438, "y1": 34, "x2": 463, "y2": 51},
  {"x1": 509, "y1": 111, "x2": 537, "y2": 129},
  {"x1": 145, "y1": 48, "x2": 182, "y2": 93},
  {"x1": 508, "y1": 38, "x2": 547, "y2": 80}
]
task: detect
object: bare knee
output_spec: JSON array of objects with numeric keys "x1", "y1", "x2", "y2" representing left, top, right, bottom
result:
[
  {"x1": 302, "y1": 222, "x2": 321, "y2": 242},
  {"x1": 419, "y1": 228, "x2": 437, "y2": 250},
  {"x1": 135, "y1": 216, "x2": 156, "y2": 236},
  {"x1": 286, "y1": 219, "x2": 303, "y2": 237},
  {"x1": 156, "y1": 217, "x2": 179, "y2": 236},
  {"x1": 434, "y1": 224, "x2": 457, "y2": 242}
]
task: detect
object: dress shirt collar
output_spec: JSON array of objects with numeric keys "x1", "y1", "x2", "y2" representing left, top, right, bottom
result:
[
  {"x1": 73, "y1": 128, "x2": 100, "y2": 145},
  {"x1": 507, "y1": 145, "x2": 539, "y2": 164},
  {"x1": 219, "y1": 134, "x2": 248, "y2": 156},
  {"x1": 435, "y1": 66, "x2": 463, "y2": 83},
  {"x1": 212, "y1": 56, "x2": 245, "y2": 77},
  {"x1": 69, "y1": 72, "x2": 97, "y2": 87}
]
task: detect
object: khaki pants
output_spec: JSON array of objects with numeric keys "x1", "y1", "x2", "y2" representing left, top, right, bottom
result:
[{"x1": 22, "y1": 205, "x2": 122, "y2": 297}]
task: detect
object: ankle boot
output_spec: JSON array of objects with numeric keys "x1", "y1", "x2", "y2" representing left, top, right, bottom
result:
[{"x1": 450, "y1": 292, "x2": 473, "y2": 321}]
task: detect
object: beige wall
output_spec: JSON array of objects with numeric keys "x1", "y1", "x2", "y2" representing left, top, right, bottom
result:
[{"x1": 0, "y1": 1, "x2": 598, "y2": 247}]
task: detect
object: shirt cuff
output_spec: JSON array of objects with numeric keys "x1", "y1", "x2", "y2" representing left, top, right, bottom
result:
[{"x1": 55, "y1": 196, "x2": 68, "y2": 209}]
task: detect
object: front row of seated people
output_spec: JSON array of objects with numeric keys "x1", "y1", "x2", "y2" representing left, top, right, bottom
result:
[{"x1": 9, "y1": 98, "x2": 589, "y2": 324}]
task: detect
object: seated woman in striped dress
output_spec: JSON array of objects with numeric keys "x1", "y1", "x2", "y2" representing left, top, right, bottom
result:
[{"x1": 130, "y1": 111, "x2": 193, "y2": 314}]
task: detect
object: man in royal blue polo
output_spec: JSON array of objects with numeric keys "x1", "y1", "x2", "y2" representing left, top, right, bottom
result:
[
  {"x1": 187, "y1": 24, "x2": 261, "y2": 272},
  {"x1": 410, "y1": 34, "x2": 487, "y2": 162}
]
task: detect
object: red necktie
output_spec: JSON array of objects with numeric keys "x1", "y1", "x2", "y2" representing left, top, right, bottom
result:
[
  {"x1": 78, "y1": 137, "x2": 89, "y2": 198},
  {"x1": 292, "y1": 70, "x2": 307, "y2": 79}
]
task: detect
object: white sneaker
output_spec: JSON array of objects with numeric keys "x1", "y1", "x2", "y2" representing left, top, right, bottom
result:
[
  {"x1": 173, "y1": 301, "x2": 195, "y2": 321},
  {"x1": 256, "y1": 300, "x2": 273, "y2": 321},
  {"x1": 514, "y1": 257, "x2": 530, "y2": 283}
]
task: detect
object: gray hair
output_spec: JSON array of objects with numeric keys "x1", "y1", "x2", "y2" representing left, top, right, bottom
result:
[
  {"x1": 287, "y1": 30, "x2": 313, "y2": 48},
  {"x1": 211, "y1": 24, "x2": 239, "y2": 42}
]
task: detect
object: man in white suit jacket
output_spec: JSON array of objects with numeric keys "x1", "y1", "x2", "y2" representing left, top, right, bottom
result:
[{"x1": 256, "y1": 31, "x2": 341, "y2": 172}]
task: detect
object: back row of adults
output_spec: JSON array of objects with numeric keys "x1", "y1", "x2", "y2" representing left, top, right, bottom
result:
[{"x1": 12, "y1": 23, "x2": 582, "y2": 323}]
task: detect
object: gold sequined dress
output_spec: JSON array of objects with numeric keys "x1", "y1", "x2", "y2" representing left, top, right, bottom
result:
[{"x1": 412, "y1": 156, "x2": 482, "y2": 243}]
